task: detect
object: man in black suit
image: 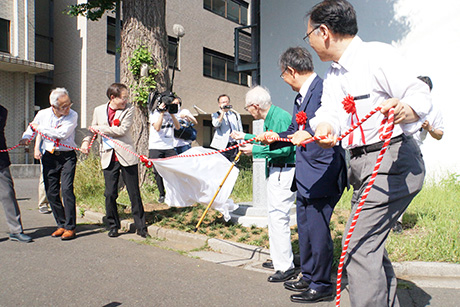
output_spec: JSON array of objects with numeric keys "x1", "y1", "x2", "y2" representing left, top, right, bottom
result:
[
  {"x1": 0, "y1": 104, "x2": 32, "y2": 243},
  {"x1": 259, "y1": 47, "x2": 346, "y2": 304}
]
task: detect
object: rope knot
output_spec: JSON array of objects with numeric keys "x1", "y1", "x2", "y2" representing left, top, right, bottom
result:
[{"x1": 140, "y1": 155, "x2": 154, "y2": 168}]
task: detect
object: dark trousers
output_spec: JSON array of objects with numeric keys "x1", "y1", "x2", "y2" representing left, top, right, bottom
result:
[
  {"x1": 103, "y1": 161, "x2": 146, "y2": 231},
  {"x1": 148, "y1": 148, "x2": 176, "y2": 197},
  {"x1": 42, "y1": 151, "x2": 77, "y2": 230},
  {"x1": 220, "y1": 141, "x2": 238, "y2": 162},
  {"x1": 296, "y1": 193, "x2": 341, "y2": 293},
  {"x1": 174, "y1": 144, "x2": 191, "y2": 154}
]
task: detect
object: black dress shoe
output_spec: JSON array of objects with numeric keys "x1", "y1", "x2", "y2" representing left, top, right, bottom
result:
[
  {"x1": 267, "y1": 268, "x2": 298, "y2": 283},
  {"x1": 262, "y1": 260, "x2": 274, "y2": 269},
  {"x1": 290, "y1": 288, "x2": 334, "y2": 303},
  {"x1": 284, "y1": 278, "x2": 310, "y2": 292},
  {"x1": 136, "y1": 229, "x2": 151, "y2": 238},
  {"x1": 108, "y1": 229, "x2": 119, "y2": 238}
]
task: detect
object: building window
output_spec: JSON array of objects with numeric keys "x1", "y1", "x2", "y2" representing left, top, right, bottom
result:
[
  {"x1": 107, "y1": 16, "x2": 117, "y2": 54},
  {"x1": 203, "y1": 48, "x2": 249, "y2": 86},
  {"x1": 168, "y1": 36, "x2": 179, "y2": 69},
  {"x1": 0, "y1": 18, "x2": 10, "y2": 53},
  {"x1": 204, "y1": 0, "x2": 248, "y2": 25}
]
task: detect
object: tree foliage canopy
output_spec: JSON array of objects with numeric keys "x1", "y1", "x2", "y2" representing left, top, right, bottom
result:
[{"x1": 66, "y1": 0, "x2": 117, "y2": 21}]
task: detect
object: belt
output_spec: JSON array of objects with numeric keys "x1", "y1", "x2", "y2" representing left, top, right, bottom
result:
[
  {"x1": 268, "y1": 162, "x2": 295, "y2": 168},
  {"x1": 349, "y1": 134, "x2": 404, "y2": 158},
  {"x1": 46, "y1": 150, "x2": 73, "y2": 156}
]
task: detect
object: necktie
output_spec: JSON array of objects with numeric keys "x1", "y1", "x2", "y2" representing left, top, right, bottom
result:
[{"x1": 226, "y1": 112, "x2": 233, "y2": 133}]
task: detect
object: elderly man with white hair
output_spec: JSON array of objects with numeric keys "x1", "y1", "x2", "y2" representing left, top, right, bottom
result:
[
  {"x1": 231, "y1": 86, "x2": 298, "y2": 283},
  {"x1": 20, "y1": 88, "x2": 78, "y2": 240}
]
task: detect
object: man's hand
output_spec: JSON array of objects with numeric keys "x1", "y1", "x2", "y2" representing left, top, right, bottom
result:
[
  {"x1": 314, "y1": 122, "x2": 337, "y2": 149},
  {"x1": 80, "y1": 141, "x2": 90, "y2": 155},
  {"x1": 288, "y1": 130, "x2": 312, "y2": 146},
  {"x1": 239, "y1": 144, "x2": 253, "y2": 156},
  {"x1": 255, "y1": 131, "x2": 279, "y2": 144},
  {"x1": 380, "y1": 98, "x2": 419, "y2": 124},
  {"x1": 19, "y1": 139, "x2": 30, "y2": 146},
  {"x1": 230, "y1": 131, "x2": 245, "y2": 140},
  {"x1": 34, "y1": 147, "x2": 42, "y2": 160},
  {"x1": 421, "y1": 120, "x2": 431, "y2": 131}
]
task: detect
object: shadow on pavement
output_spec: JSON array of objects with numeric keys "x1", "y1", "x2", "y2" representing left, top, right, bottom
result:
[{"x1": 397, "y1": 278, "x2": 432, "y2": 306}]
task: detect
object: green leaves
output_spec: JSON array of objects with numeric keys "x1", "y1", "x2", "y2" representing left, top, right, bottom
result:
[
  {"x1": 66, "y1": 0, "x2": 117, "y2": 21},
  {"x1": 128, "y1": 45, "x2": 160, "y2": 107}
]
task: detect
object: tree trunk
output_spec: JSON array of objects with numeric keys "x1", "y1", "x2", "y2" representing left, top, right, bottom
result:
[{"x1": 121, "y1": 0, "x2": 169, "y2": 184}]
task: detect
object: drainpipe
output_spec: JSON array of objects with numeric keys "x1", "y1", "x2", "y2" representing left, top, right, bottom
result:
[
  {"x1": 24, "y1": 0, "x2": 29, "y2": 60},
  {"x1": 24, "y1": 74, "x2": 29, "y2": 164},
  {"x1": 13, "y1": 0, "x2": 19, "y2": 57}
]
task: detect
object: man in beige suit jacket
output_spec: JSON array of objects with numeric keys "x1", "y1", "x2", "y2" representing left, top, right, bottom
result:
[{"x1": 81, "y1": 83, "x2": 148, "y2": 238}]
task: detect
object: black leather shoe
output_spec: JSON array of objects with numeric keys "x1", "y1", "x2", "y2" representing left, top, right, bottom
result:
[
  {"x1": 137, "y1": 229, "x2": 151, "y2": 238},
  {"x1": 262, "y1": 260, "x2": 274, "y2": 269},
  {"x1": 290, "y1": 288, "x2": 334, "y2": 303},
  {"x1": 392, "y1": 221, "x2": 403, "y2": 234},
  {"x1": 284, "y1": 278, "x2": 310, "y2": 292},
  {"x1": 158, "y1": 196, "x2": 165, "y2": 203},
  {"x1": 108, "y1": 229, "x2": 119, "y2": 238},
  {"x1": 267, "y1": 268, "x2": 298, "y2": 282}
]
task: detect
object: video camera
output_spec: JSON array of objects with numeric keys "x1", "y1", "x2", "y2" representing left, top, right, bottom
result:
[{"x1": 148, "y1": 90, "x2": 179, "y2": 114}]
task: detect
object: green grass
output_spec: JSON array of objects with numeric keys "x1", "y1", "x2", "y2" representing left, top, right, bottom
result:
[
  {"x1": 74, "y1": 153, "x2": 460, "y2": 264},
  {"x1": 385, "y1": 174, "x2": 460, "y2": 263}
]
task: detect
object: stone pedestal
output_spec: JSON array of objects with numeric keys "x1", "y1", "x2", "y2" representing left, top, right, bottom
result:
[{"x1": 230, "y1": 119, "x2": 296, "y2": 227}]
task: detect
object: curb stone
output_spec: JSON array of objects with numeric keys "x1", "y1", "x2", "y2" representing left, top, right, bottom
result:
[{"x1": 79, "y1": 208, "x2": 460, "y2": 280}]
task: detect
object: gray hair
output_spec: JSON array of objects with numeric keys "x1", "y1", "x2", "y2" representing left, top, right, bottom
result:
[
  {"x1": 49, "y1": 87, "x2": 69, "y2": 107},
  {"x1": 245, "y1": 86, "x2": 272, "y2": 110},
  {"x1": 279, "y1": 47, "x2": 314, "y2": 73}
]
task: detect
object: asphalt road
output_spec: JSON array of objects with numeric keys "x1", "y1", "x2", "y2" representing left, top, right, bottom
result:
[{"x1": 1, "y1": 177, "x2": 460, "y2": 307}]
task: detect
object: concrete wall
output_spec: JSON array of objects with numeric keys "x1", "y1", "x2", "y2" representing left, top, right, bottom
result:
[{"x1": 259, "y1": 0, "x2": 460, "y2": 180}]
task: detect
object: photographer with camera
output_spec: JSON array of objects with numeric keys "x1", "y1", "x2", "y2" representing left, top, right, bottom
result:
[
  {"x1": 210, "y1": 94, "x2": 243, "y2": 161},
  {"x1": 148, "y1": 91, "x2": 181, "y2": 203},
  {"x1": 173, "y1": 97, "x2": 198, "y2": 154}
]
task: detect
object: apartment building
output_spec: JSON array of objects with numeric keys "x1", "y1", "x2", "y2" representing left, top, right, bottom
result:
[
  {"x1": 0, "y1": 0, "x2": 53, "y2": 164},
  {"x1": 1, "y1": 0, "x2": 256, "y2": 164}
]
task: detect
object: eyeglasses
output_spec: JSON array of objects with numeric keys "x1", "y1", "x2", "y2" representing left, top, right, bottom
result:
[
  {"x1": 244, "y1": 104, "x2": 255, "y2": 111},
  {"x1": 303, "y1": 25, "x2": 321, "y2": 43},
  {"x1": 280, "y1": 67, "x2": 288, "y2": 79},
  {"x1": 53, "y1": 103, "x2": 73, "y2": 111}
]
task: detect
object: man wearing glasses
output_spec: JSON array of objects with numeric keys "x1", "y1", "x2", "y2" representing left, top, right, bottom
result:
[
  {"x1": 259, "y1": 47, "x2": 346, "y2": 303},
  {"x1": 20, "y1": 88, "x2": 78, "y2": 240},
  {"x1": 231, "y1": 86, "x2": 297, "y2": 283},
  {"x1": 210, "y1": 94, "x2": 243, "y2": 161},
  {"x1": 295, "y1": 1, "x2": 431, "y2": 306}
]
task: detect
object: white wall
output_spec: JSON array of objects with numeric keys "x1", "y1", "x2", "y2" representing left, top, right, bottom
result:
[
  {"x1": 260, "y1": 0, "x2": 459, "y2": 180},
  {"x1": 391, "y1": 0, "x2": 460, "y2": 180}
]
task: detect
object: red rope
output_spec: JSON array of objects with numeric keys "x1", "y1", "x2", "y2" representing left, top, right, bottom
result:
[
  {"x1": 0, "y1": 132, "x2": 35, "y2": 152},
  {"x1": 335, "y1": 108, "x2": 394, "y2": 307}
]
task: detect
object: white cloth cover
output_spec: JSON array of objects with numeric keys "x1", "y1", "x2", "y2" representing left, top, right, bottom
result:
[{"x1": 152, "y1": 147, "x2": 239, "y2": 221}]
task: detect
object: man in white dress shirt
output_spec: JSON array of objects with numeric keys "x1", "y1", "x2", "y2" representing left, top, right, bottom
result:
[
  {"x1": 293, "y1": 1, "x2": 432, "y2": 306},
  {"x1": 20, "y1": 88, "x2": 78, "y2": 240},
  {"x1": 210, "y1": 94, "x2": 243, "y2": 161}
]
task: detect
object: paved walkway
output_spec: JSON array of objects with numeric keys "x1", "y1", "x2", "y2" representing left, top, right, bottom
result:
[{"x1": 1, "y1": 177, "x2": 460, "y2": 306}]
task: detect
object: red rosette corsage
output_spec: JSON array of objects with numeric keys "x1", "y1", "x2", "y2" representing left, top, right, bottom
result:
[
  {"x1": 342, "y1": 94, "x2": 356, "y2": 114},
  {"x1": 112, "y1": 119, "x2": 121, "y2": 127},
  {"x1": 296, "y1": 111, "x2": 307, "y2": 126}
]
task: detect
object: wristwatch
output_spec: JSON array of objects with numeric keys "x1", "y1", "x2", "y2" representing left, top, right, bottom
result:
[{"x1": 430, "y1": 127, "x2": 435, "y2": 132}]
